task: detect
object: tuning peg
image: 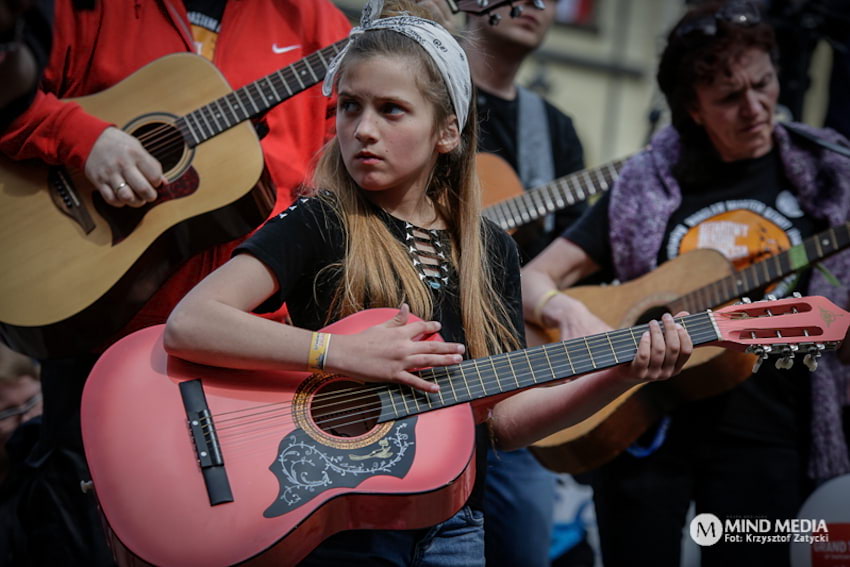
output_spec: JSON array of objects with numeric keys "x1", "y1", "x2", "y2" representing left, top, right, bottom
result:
[
  {"x1": 751, "y1": 346, "x2": 771, "y2": 373},
  {"x1": 510, "y1": 4, "x2": 523, "y2": 17},
  {"x1": 477, "y1": 0, "x2": 491, "y2": 7},
  {"x1": 774, "y1": 345, "x2": 796, "y2": 370},
  {"x1": 792, "y1": 292, "x2": 802, "y2": 298},
  {"x1": 741, "y1": 297, "x2": 752, "y2": 303},
  {"x1": 765, "y1": 294, "x2": 777, "y2": 301},
  {"x1": 803, "y1": 344, "x2": 825, "y2": 372},
  {"x1": 803, "y1": 353, "x2": 819, "y2": 371},
  {"x1": 489, "y1": 12, "x2": 502, "y2": 25},
  {"x1": 531, "y1": 0, "x2": 545, "y2": 8}
]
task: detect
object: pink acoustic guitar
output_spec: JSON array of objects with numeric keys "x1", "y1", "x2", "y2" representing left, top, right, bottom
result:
[{"x1": 80, "y1": 296, "x2": 848, "y2": 566}]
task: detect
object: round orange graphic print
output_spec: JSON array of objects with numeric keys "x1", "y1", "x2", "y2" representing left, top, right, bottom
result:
[{"x1": 678, "y1": 210, "x2": 791, "y2": 270}]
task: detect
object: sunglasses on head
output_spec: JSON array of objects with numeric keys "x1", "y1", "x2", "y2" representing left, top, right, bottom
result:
[{"x1": 676, "y1": 1, "x2": 761, "y2": 41}]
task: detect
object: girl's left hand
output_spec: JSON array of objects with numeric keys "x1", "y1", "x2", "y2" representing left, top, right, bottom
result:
[{"x1": 612, "y1": 312, "x2": 693, "y2": 384}]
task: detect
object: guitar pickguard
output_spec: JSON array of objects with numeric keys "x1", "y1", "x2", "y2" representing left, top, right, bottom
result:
[
  {"x1": 93, "y1": 166, "x2": 200, "y2": 245},
  {"x1": 263, "y1": 418, "x2": 417, "y2": 518}
]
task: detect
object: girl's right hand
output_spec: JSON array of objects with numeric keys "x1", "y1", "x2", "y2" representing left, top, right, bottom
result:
[{"x1": 324, "y1": 305, "x2": 465, "y2": 394}]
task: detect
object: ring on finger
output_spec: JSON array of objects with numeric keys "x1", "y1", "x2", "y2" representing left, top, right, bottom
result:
[{"x1": 114, "y1": 181, "x2": 128, "y2": 191}]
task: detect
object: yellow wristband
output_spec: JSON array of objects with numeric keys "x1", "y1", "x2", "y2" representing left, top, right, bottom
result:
[
  {"x1": 307, "y1": 332, "x2": 332, "y2": 372},
  {"x1": 532, "y1": 289, "x2": 561, "y2": 327}
]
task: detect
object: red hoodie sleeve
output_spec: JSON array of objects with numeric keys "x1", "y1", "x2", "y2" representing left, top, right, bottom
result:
[{"x1": 0, "y1": 89, "x2": 111, "y2": 170}]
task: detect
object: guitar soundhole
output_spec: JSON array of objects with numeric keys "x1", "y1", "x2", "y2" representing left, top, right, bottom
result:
[
  {"x1": 310, "y1": 380, "x2": 381, "y2": 438},
  {"x1": 132, "y1": 121, "x2": 187, "y2": 173}
]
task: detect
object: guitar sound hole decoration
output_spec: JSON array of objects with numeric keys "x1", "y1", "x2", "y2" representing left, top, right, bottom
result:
[{"x1": 263, "y1": 418, "x2": 417, "y2": 518}]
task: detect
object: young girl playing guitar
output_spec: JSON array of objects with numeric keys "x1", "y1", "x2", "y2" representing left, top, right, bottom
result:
[{"x1": 163, "y1": 1, "x2": 692, "y2": 563}]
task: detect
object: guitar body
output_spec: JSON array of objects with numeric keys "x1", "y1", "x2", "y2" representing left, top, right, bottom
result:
[
  {"x1": 81, "y1": 309, "x2": 476, "y2": 567},
  {"x1": 0, "y1": 54, "x2": 272, "y2": 358},
  {"x1": 529, "y1": 248, "x2": 757, "y2": 473},
  {"x1": 477, "y1": 152, "x2": 524, "y2": 208}
]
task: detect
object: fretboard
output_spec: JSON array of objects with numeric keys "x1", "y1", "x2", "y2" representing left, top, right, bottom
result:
[
  {"x1": 483, "y1": 158, "x2": 626, "y2": 231},
  {"x1": 376, "y1": 311, "x2": 719, "y2": 422},
  {"x1": 174, "y1": 40, "x2": 346, "y2": 147},
  {"x1": 669, "y1": 221, "x2": 850, "y2": 315}
]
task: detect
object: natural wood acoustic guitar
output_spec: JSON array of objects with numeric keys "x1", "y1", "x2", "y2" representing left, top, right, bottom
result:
[
  {"x1": 529, "y1": 221, "x2": 850, "y2": 474},
  {"x1": 80, "y1": 298, "x2": 848, "y2": 566}
]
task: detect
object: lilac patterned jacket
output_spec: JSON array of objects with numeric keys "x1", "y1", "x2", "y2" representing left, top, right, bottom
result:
[{"x1": 608, "y1": 123, "x2": 850, "y2": 480}]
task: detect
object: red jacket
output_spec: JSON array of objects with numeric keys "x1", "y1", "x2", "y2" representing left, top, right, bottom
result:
[{"x1": 0, "y1": 0, "x2": 350, "y2": 342}]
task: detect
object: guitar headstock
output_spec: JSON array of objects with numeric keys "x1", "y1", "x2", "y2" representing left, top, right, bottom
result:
[
  {"x1": 710, "y1": 295, "x2": 849, "y2": 372},
  {"x1": 451, "y1": 0, "x2": 544, "y2": 25}
]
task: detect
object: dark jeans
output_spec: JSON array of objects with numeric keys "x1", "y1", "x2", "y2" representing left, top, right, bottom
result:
[{"x1": 298, "y1": 505, "x2": 485, "y2": 566}]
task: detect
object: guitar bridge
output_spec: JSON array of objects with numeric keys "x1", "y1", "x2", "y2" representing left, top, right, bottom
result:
[
  {"x1": 179, "y1": 380, "x2": 233, "y2": 506},
  {"x1": 48, "y1": 166, "x2": 96, "y2": 234}
]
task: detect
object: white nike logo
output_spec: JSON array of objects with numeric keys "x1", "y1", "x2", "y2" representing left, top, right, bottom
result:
[{"x1": 272, "y1": 43, "x2": 301, "y2": 54}]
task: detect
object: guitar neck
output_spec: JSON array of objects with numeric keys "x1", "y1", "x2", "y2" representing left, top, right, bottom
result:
[
  {"x1": 484, "y1": 158, "x2": 626, "y2": 231},
  {"x1": 671, "y1": 221, "x2": 850, "y2": 315},
  {"x1": 376, "y1": 312, "x2": 719, "y2": 422},
  {"x1": 176, "y1": 40, "x2": 347, "y2": 147}
]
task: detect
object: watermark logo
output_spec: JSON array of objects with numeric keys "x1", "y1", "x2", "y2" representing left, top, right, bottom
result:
[
  {"x1": 690, "y1": 513, "x2": 723, "y2": 546},
  {"x1": 688, "y1": 514, "x2": 830, "y2": 546}
]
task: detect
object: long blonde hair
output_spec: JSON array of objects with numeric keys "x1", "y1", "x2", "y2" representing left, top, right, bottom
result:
[{"x1": 312, "y1": 5, "x2": 519, "y2": 358}]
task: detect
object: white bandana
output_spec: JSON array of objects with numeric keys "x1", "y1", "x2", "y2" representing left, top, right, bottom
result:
[{"x1": 322, "y1": 0, "x2": 472, "y2": 130}]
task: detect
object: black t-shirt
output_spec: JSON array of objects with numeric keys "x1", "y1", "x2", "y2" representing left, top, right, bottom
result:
[
  {"x1": 235, "y1": 194, "x2": 525, "y2": 509},
  {"x1": 563, "y1": 149, "x2": 821, "y2": 446},
  {"x1": 477, "y1": 88, "x2": 586, "y2": 262}
]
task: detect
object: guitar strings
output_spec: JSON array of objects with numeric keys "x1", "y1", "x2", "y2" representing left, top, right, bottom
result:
[
  {"x1": 212, "y1": 325, "x2": 725, "y2": 449},
  {"x1": 124, "y1": 48, "x2": 339, "y2": 159},
  {"x1": 212, "y1": 321, "x2": 720, "y2": 432},
  {"x1": 206, "y1": 316, "x2": 722, "y2": 439},
  {"x1": 211, "y1": 314, "x2": 717, "y2": 421}
]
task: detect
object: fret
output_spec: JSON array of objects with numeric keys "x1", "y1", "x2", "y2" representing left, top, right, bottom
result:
[
  {"x1": 582, "y1": 337, "x2": 597, "y2": 369},
  {"x1": 397, "y1": 386, "x2": 411, "y2": 414},
  {"x1": 512, "y1": 195, "x2": 529, "y2": 224},
  {"x1": 531, "y1": 188, "x2": 546, "y2": 217},
  {"x1": 760, "y1": 257, "x2": 770, "y2": 284},
  {"x1": 433, "y1": 373, "x2": 446, "y2": 406},
  {"x1": 505, "y1": 350, "x2": 522, "y2": 389},
  {"x1": 539, "y1": 345, "x2": 557, "y2": 380},
  {"x1": 212, "y1": 100, "x2": 230, "y2": 129},
  {"x1": 264, "y1": 77, "x2": 280, "y2": 103},
  {"x1": 244, "y1": 86, "x2": 261, "y2": 115},
  {"x1": 407, "y1": 386, "x2": 422, "y2": 412},
  {"x1": 523, "y1": 349, "x2": 539, "y2": 384},
  {"x1": 275, "y1": 69, "x2": 294, "y2": 97},
  {"x1": 592, "y1": 168, "x2": 606, "y2": 194},
  {"x1": 558, "y1": 340, "x2": 576, "y2": 376},
  {"x1": 206, "y1": 103, "x2": 224, "y2": 132},
  {"x1": 385, "y1": 388, "x2": 400, "y2": 418},
  {"x1": 627, "y1": 326, "x2": 640, "y2": 349},
  {"x1": 443, "y1": 365, "x2": 458, "y2": 402},
  {"x1": 489, "y1": 356, "x2": 503, "y2": 393},
  {"x1": 200, "y1": 105, "x2": 217, "y2": 135},
  {"x1": 315, "y1": 49, "x2": 329, "y2": 70},
  {"x1": 253, "y1": 80, "x2": 270, "y2": 108},
  {"x1": 291, "y1": 63, "x2": 306, "y2": 90},
  {"x1": 204, "y1": 104, "x2": 221, "y2": 134},
  {"x1": 178, "y1": 117, "x2": 199, "y2": 146},
  {"x1": 192, "y1": 111, "x2": 212, "y2": 139},
  {"x1": 577, "y1": 172, "x2": 590, "y2": 199},
  {"x1": 605, "y1": 332, "x2": 619, "y2": 364},
  {"x1": 303, "y1": 57, "x2": 320, "y2": 83},
  {"x1": 458, "y1": 363, "x2": 474, "y2": 400},
  {"x1": 189, "y1": 112, "x2": 207, "y2": 141},
  {"x1": 553, "y1": 179, "x2": 567, "y2": 208},
  {"x1": 471, "y1": 359, "x2": 489, "y2": 397}
]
